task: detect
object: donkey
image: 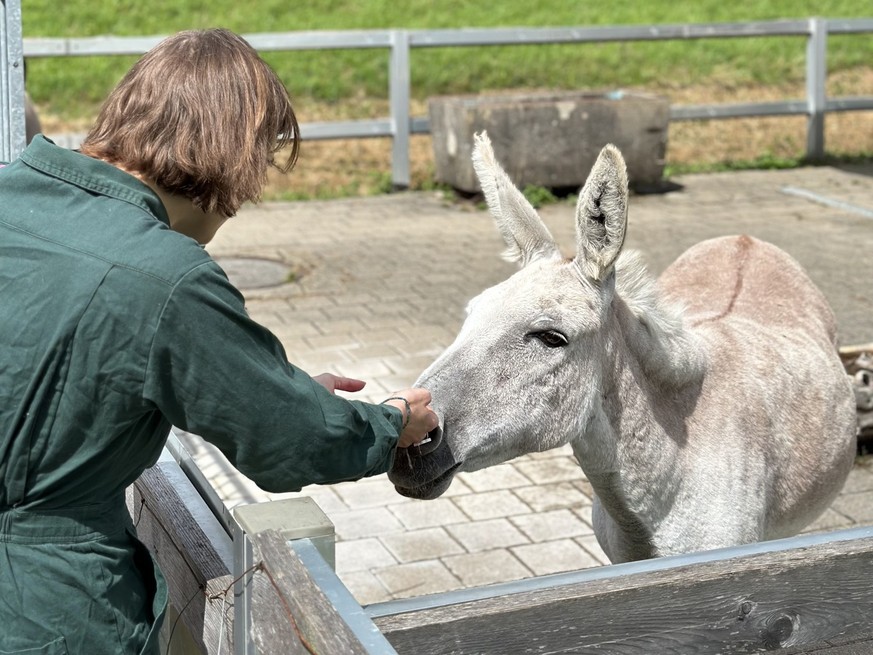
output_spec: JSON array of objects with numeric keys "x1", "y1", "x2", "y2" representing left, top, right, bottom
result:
[{"x1": 389, "y1": 132, "x2": 857, "y2": 564}]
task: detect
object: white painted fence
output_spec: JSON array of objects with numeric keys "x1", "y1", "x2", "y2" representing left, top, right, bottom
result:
[{"x1": 3, "y1": 14, "x2": 873, "y2": 184}]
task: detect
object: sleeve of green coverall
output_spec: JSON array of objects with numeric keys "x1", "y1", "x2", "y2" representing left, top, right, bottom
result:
[{"x1": 142, "y1": 260, "x2": 404, "y2": 492}]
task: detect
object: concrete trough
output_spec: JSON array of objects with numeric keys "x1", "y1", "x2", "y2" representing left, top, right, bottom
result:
[{"x1": 429, "y1": 90, "x2": 670, "y2": 193}]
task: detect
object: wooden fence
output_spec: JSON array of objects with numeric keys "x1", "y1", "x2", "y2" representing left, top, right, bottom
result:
[{"x1": 131, "y1": 436, "x2": 873, "y2": 654}]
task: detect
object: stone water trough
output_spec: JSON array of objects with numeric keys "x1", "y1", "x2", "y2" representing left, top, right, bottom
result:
[{"x1": 429, "y1": 90, "x2": 670, "y2": 193}]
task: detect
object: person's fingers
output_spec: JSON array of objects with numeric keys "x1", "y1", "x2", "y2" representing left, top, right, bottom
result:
[
  {"x1": 312, "y1": 373, "x2": 336, "y2": 392},
  {"x1": 313, "y1": 373, "x2": 367, "y2": 394},
  {"x1": 332, "y1": 376, "x2": 366, "y2": 393},
  {"x1": 391, "y1": 388, "x2": 440, "y2": 448}
]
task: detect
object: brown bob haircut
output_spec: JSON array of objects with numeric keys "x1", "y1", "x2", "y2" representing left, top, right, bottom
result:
[{"x1": 80, "y1": 28, "x2": 299, "y2": 217}]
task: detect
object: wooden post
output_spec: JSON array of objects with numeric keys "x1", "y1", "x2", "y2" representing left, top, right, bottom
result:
[
  {"x1": 247, "y1": 531, "x2": 398, "y2": 654},
  {"x1": 128, "y1": 452, "x2": 235, "y2": 654}
]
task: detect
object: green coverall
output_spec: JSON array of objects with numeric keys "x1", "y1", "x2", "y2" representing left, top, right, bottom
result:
[{"x1": 0, "y1": 136, "x2": 404, "y2": 654}]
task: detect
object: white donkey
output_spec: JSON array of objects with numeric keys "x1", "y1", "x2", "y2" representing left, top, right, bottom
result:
[{"x1": 389, "y1": 132, "x2": 857, "y2": 563}]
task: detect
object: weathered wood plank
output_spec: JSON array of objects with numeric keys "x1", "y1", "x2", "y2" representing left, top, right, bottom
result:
[
  {"x1": 249, "y1": 529, "x2": 384, "y2": 655},
  {"x1": 129, "y1": 459, "x2": 234, "y2": 653},
  {"x1": 786, "y1": 632, "x2": 873, "y2": 654},
  {"x1": 375, "y1": 535, "x2": 873, "y2": 654}
]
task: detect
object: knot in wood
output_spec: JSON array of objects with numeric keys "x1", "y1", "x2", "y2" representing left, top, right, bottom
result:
[
  {"x1": 737, "y1": 600, "x2": 754, "y2": 620},
  {"x1": 761, "y1": 612, "x2": 798, "y2": 650}
]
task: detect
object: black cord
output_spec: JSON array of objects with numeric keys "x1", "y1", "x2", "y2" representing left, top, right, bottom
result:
[
  {"x1": 164, "y1": 584, "x2": 204, "y2": 654},
  {"x1": 133, "y1": 497, "x2": 146, "y2": 528}
]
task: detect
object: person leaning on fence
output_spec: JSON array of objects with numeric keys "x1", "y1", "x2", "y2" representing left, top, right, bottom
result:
[{"x1": 0, "y1": 28, "x2": 439, "y2": 655}]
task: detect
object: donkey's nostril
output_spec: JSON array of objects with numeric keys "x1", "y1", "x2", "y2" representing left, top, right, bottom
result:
[{"x1": 410, "y1": 425, "x2": 443, "y2": 457}]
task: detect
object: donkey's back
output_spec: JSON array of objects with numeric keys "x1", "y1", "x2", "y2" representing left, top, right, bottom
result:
[
  {"x1": 656, "y1": 234, "x2": 855, "y2": 546},
  {"x1": 660, "y1": 234, "x2": 838, "y2": 346}
]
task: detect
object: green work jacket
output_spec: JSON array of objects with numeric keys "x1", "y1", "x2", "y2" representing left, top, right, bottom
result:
[{"x1": 0, "y1": 137, "x2": 404, "y2": 654}]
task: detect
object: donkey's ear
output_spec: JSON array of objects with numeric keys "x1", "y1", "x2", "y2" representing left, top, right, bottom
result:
[
  {"x1": 574, "y1": 144, "x2": 629, "y2": 281},
  {"x1": 472, "y1": 132, "x2": 560, "y2": 267}
]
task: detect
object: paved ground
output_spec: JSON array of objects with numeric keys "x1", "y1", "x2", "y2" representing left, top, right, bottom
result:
[{"x1": 178, "y1": 162, "x2": 873, "y2": 606}]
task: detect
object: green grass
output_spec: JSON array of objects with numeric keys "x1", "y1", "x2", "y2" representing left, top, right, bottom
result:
[
  {"x1": 21, "y1": 1, "x2": 873, "y2": 119},
  {"x1": 665, "y1": 151, "x2": 873, "y2": 177}
]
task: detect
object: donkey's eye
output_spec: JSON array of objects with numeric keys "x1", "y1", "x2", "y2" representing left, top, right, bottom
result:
[{"x1": 530, "y1": 330, "x2": 568, "y2": 348}]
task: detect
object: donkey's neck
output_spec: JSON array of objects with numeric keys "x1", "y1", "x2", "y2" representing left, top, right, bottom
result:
[
  {"x1": 609, "y1": 250, "x2": 706, "y2": 389},
  {"x1": 573, "y1": 257, "x2": 707, "y2": 561}
]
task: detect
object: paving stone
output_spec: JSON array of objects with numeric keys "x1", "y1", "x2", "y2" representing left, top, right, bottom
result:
[
  {"x1": 512, "y1": 539, "x2": 601, "y2": 576},
  {"x1": 360, "y1": 318, "x2": 416, "y2": 335},
  {"x1": 829, "y1": 492, "x2": 873, "y2": 523},
  {"x1": 333, "y1": 359, "x2": 394, "y2": 379},
  {"x1": 383, "y1": 354, "x2": 449, "y2": 376},
  {"x1": 380, "y1": 527, "x2": 465, "y2": 562},
  {"x1": 453, "y1": 489, "x2": 532, "y2": 521},
  {"x1": 346, "y1": 343, "x2": 403, "y2": 361},
  {"x1": 390, "y1": 498, "x2": 470, "y2": 530},
  {"x1": 374, "y1": 560, "x2": 463, "y2": 599},
  {"x1": 513, "y1": 456, "x2": 586, "y2": 485},
  {"x1": 571, "y1": 478, "x2": 595, "y2": 500},
  {"x1": 309, "y1": 318, "x2": 367, "y2": 336},
  {"x1": 443, "y1": 550, "x2": 533, "y2": 587},
  {"x1": 801, "y1": 507, "x2": 855, "y2": 534},
  {"x1": 512, "y1": 481, "x2": 591, "y2": 513},
  {"x1": 522, "y1": 444, "x2": 576, "y2": 460},
  {"x1": 458, "y1": 463, "x2": 532, "y2": 492},
  {"x1": 331, "y1": 507, "x2": 404, "y2": 541},
  {"x1": 440, "y1": 475, "x2": 473, "y2": 497},
  {"x1": 290, "y1": 352, "x2": 353, "y2": 374},
  {"x1": 576, "y1": 535, "x2": 611, "y2": 565},
  {"x1": 573, "y1": 504, "x2": 595, "y2": 529},
  {"x1": 840, "y1": 465, "x2": 873, "y2": 493},
  {"x1": 332, "y1": 476, "x2": 411, "y2": 509},
  {"x1": 510, "y1": 509, "x2": 594, "y2": 542},
  {"x1": 446, "y1": 518, "x2": 529, "y2": 553},
  {"x1": 283, "y1": 295, "x2": 337, "y2": 310},
  {"x1": 270, "y1": 322, "x2": 322, "y2": 339},
  {"x1": 337, "y1": 570, "x2": 392, "y2": 605},
  {"x1": 304, "y1": 332, "x2": 362, "y2": 351},
  {"x1": 335, "y1": 538, "x2": 397, "y2": 574}
]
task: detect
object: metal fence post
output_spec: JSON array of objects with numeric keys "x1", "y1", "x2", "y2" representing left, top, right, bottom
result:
[
  {"x1": 805, "y1": 16, "x2": 827, "y2": 161},
  {"x1": 389, "y1": 29, "x2": 411, "y2": 189},
  {"x1": 0, "y1": 0, "x2": 26, "y2": 162},
  {"x1": 232, "y1": 522, "x2": 256, "y2": 655}
]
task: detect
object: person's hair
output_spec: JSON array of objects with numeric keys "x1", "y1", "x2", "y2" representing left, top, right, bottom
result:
[{"x1": 80, "y1": 28, "x2": 299, "y2": 217}]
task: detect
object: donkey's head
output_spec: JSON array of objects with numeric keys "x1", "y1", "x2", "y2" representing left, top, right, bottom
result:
[{"x1": 388, "y1": 132, "x2": 629, "y2": 499}]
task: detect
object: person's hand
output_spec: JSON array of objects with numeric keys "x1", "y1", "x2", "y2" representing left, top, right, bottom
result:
[
  {"x1": 382, "y1": 388, "x2": 440, "y2": 448},
  {"x1": 314, "y1": 373, "x2": 366, "y2": 395}
]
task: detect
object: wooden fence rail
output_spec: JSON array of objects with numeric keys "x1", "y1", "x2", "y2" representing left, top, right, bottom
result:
[{"x1": 371, "y1": 527, "x2": 873, "y2": 654}]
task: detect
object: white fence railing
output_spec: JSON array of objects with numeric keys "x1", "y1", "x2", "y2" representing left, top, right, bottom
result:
[
  {"x1": 0, "y1": 0, "x2": 25, "y2": 162},
  {"x1": 6, "y1": 17, "x2": 873, "y2": 185}
]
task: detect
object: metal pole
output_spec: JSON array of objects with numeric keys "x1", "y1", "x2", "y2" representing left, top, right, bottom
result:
[
  {"x1": 388, "y1": 29, "x2": 411, "y2": 190},
  {"x1": 805, "y1": 16, "x2": 827, "y2": 161},
  {"x1": 0, "y1": 0, "x2": 26, "y2": 161},
  {"x1": 232, "y1": 523, "x2": 255, "y2": 655}
]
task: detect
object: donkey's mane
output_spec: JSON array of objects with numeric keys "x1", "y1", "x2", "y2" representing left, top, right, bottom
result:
[{"x1": 614, "y1": 250, "x2": 706, "y2": 388}]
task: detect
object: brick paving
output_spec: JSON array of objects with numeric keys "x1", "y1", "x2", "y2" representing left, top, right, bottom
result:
[{"x1": 178, "y1": 162, "x2": 873, "y2": 606}]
